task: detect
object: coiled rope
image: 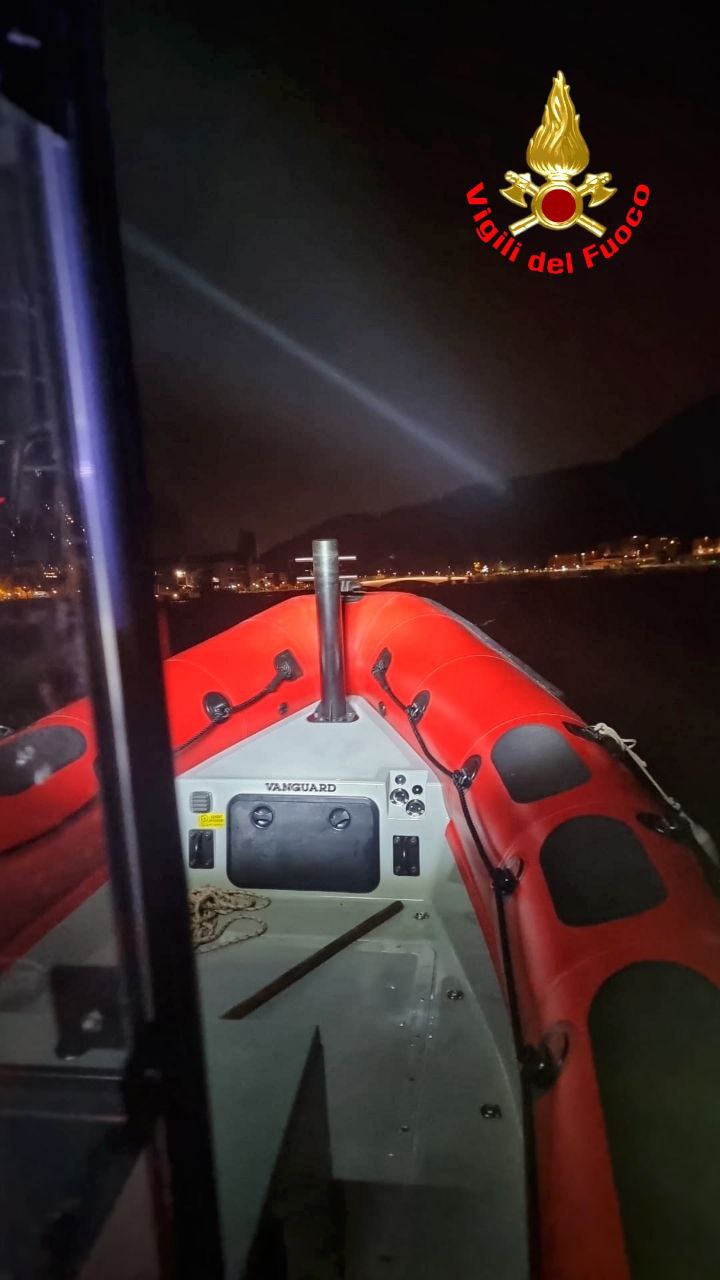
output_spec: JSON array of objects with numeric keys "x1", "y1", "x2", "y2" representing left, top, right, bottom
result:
[{"x1": 189, "y1": 886, "x2": 270, "y2": 952}]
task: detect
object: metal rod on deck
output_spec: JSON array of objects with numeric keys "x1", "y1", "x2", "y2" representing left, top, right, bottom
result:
[
  {"x1": 221, "y1": 900, "x2": 404, "y2": 1020},
  {"x1": 310, "y1": 538, "x2": 356, "y2": 722}
]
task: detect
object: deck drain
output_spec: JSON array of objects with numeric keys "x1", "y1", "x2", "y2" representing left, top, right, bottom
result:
[{"x1": 446, "y1": 988, "x2": 465, "y2": 1001}]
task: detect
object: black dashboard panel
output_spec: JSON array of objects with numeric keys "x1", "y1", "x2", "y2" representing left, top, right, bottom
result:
[{"x1": 228, "y1": 793, "x2": 380, "y2": 892}]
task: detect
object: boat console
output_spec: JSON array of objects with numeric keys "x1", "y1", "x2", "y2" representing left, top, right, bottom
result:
[
  {"x1": 178, "y1": 708, "x2": 441, "y2": 896},
  {"x1": 175, "y1": 691, "x2": 528, "y2": 1279}
]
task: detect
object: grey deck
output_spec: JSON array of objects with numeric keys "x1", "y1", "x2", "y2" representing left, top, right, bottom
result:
[
  {"x1": 2, "y1": 695, "x2": 529, "y2": 1278},
  {"x1": 183, "y1": 695, "x2": 528, "y2": 1277},
  {"x1": 197, "y1": 879, "x2": 527, "y2": 1279}
]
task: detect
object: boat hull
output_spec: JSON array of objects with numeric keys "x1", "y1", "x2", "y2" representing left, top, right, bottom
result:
[{"x1": 3, "y1": 590, "x2": 720, "y2": 1280}]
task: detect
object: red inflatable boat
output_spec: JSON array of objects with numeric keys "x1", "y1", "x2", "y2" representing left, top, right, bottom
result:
[{"x1": 2, "y1": 575, "x2": 720, "y2": 1280}]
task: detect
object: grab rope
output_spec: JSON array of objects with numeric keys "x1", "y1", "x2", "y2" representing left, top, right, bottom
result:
[
  {"x1": 174, "y1": 649, "x2": 301, "y2": 755},
  {"x1": 372, "y1": 652, "x2": 715, "y2": 1277},
  {"x1": 590, "y1": 723, "x2": 682, "y2": 809},
  {"x1": 188, "y1": 886, "x2": 270, "y2": 952},
  {"x1": 372, "y1": 647, "x2": 541, "y2": 1273},
  {"x1": 371, "y1": 651, "x2": 521, "y2": 1018},
  {"x1": 586, "y1": 722, "x2": 719, "y2": 866}
]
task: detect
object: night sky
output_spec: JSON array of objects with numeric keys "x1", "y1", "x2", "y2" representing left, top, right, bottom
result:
[{"x1": 104, "y1": 3, "x2": 719, "y2": 554}]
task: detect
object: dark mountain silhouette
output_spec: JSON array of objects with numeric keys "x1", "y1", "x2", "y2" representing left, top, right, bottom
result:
[{"x1": 264, "y1": 397, "x2": 719, "y2": 570}]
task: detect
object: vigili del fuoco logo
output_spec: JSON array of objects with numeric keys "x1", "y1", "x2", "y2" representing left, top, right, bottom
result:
[{"x1": 466, "y1": 71, "x2": 650, "y2": 274}]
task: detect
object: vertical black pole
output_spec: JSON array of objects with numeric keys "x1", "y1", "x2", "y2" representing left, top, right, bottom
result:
[{"x1": 31, "y1": 5, "x2": 224, "y2": 1275}]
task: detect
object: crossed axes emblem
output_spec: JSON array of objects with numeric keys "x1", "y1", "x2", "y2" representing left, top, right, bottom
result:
[{"x1": 501, "y1": 171, "x2": 616, "y2": 237}]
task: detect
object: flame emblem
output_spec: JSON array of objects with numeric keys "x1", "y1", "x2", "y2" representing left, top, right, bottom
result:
[
  {"x1": 501, "y1": 71, "x2": 616, "y2": 236},
  {"x1": 526, "y1": 70, "x2": 589, "y2": 178}
]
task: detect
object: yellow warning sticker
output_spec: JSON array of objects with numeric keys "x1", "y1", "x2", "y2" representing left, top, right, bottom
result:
[{"x1": 198, "y1": 813, "x2": 225, "y2": 829}]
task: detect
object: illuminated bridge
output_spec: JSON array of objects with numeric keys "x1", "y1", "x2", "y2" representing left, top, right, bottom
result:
[{"x1": 360, "y1": 574, "x2": 471, "y2": 586}]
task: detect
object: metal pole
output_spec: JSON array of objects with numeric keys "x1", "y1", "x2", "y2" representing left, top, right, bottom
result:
[{"x1": 311, "y1": 539, "x2": 356, "y2": 722}]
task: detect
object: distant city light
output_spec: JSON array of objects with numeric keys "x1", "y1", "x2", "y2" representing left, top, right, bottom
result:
[{"x1": 5, "y1": 531, "x2": 719, "y2": 608}]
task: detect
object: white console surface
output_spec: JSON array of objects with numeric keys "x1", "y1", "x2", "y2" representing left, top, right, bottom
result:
[
  {"x1": 177, "y1": 696, "x2": 448, "y2": 899},
  {"x1": 179, "y1": 697, "x2": 426, "y2": 783}
]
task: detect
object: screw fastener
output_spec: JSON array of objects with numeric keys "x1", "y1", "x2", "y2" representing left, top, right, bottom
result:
[
  {"x1": 480, "y1": 1103, "x2": 503, "y2": 1119},
  {"x1": 80, "y1": 1009, "x2": 104, "y2": 1034}
]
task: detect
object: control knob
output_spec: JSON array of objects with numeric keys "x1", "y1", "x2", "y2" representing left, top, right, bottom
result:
[{"x1": 329, "y1": 807, "x2": 351, "y2": 830}]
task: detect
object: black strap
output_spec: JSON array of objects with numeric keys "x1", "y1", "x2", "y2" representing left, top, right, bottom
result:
[
  {"x1": 371, "y1": 647, "x2": 540, "y2": 1274},
  {"x1": 174, "y1": 650, "x2": 302, "y2": 756}
]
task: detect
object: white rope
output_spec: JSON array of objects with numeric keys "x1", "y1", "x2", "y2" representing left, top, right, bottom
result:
[
  {"x1": 189, "y1": 886, "x2": 270, "y2": 952},
  {"x1": 589, "y1": 722, "x2": 719, "y2": 865},
  {"x1": 590, "y1": 723, "x2": 681, "y2": 811}
]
